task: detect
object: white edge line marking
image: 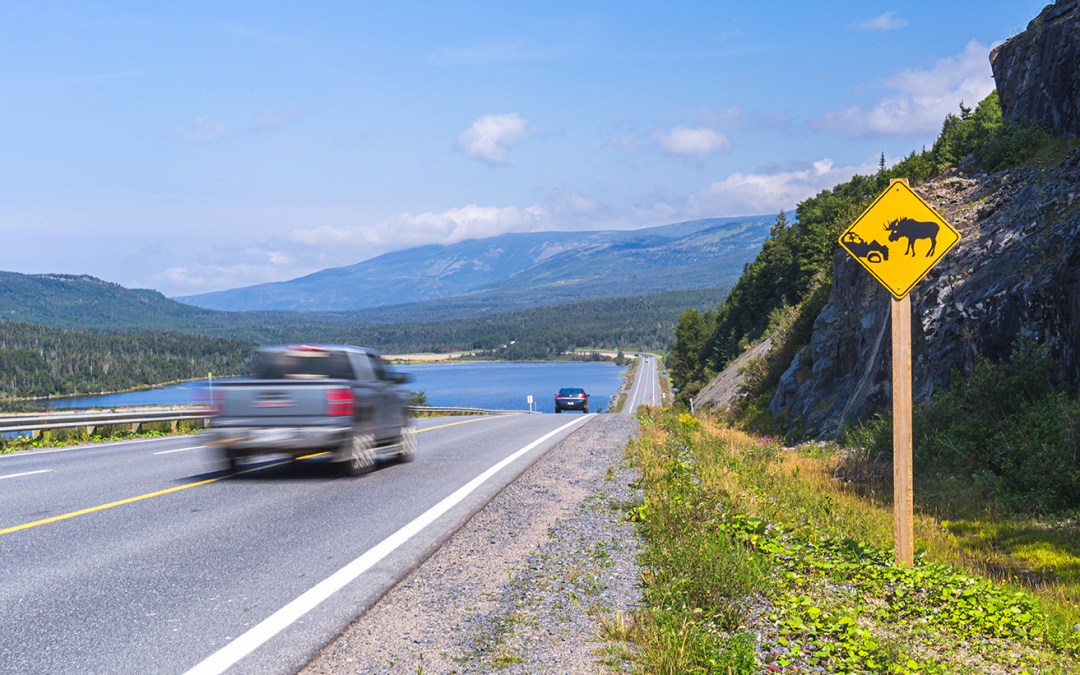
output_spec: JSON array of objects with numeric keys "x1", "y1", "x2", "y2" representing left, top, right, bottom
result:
[
  {"x1": 0, "y1": 469, "x2": 52, "y2": 480},
  {"x1": 184, "y1": 414, "x2": 591, "y2": 675},
  {"x1": 153, "y1": 446, "x2": 203, "y2": 456}
]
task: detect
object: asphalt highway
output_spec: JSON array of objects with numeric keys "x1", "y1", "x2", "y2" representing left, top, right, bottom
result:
[
  {"x1": 623, "y1": 353, "x2": 662, "y2": 413},
  {"x1": 0, "y1": 413, "x2": 598, "y2": 674}
]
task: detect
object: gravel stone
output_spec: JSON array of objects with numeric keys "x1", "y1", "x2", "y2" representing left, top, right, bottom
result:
[{"x1": 301, "y1": 415, "x2": 642, "y2": 674}]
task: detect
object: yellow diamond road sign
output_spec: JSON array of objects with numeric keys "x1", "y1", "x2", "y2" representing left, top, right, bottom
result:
[{"x1": 839, "y1": 180, "x2": 960, "y2": 300}]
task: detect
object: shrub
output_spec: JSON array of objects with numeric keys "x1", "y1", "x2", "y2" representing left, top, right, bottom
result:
[
  {"x1": 844, "y1": 340, "x2": 1080, "y2": 513},
  {"x1": 918, "y1": 341, "x2": 1079, "y2": 512}
]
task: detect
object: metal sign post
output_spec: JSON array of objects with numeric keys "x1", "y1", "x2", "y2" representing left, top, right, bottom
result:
[{"x1": 839, "y1": 178, "x2": 959, "y2": 567}]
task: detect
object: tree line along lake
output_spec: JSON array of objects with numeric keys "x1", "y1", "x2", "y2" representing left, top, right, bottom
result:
[{"x1": 46, "y1": 361, "x2": 629, "y2": 414}]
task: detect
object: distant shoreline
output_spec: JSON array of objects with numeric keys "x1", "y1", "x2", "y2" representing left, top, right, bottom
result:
[
  {"x1": 383, "y1": 352, "x2": 475, "y2": 364},
  {"x1": 384, "y1": 350, "x2": 628, "y2": 365}
]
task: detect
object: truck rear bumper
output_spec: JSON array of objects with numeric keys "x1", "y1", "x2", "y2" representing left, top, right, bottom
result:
[{"x1": 210, "y1": 426, "x2": 350, "y2": 457}]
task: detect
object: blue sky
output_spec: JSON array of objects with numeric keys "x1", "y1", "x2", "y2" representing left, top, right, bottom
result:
[{"x1": 0, "y1": 1, "x2": 1047, "y2": 297}]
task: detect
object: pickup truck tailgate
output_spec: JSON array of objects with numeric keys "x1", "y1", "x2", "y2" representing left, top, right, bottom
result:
[{"x1": 216, "y1": 380, "x2": 348, "y2": 424}]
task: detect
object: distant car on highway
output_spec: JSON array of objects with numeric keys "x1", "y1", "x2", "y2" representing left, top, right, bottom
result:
[{"x1": 554, "y1": 387, "x2": 589, "y2": 413}]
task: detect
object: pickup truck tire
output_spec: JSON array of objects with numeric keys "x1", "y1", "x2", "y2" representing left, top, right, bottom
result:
[
  {"x1": 396, "y1": 427, "x2": 417, "y2": 463},
  {"x1": 343, "y1": 431, "x2": 377, "y2": 477}
]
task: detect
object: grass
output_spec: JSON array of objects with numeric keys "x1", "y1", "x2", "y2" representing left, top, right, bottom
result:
[
  {"x1": 0, "y1": 419, "x2": 207, "y2": 454},
  {"x1": 610, "y1": 356, "x2": 642, "y2": 414},
  {"x1": 614, "y1": 408, "x2": 1080, "y2": 673}
]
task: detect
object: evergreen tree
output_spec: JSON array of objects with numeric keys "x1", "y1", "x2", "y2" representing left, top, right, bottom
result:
[{"x1": 669, "y1": 308, "x2": 712, "y2": 403}]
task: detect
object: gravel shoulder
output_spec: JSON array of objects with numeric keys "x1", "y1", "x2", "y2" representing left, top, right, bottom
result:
[{"x1": 302, "y1": 414, "x2": 643, "y2": 674}]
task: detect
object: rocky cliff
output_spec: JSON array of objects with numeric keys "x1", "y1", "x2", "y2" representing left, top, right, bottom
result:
[
  {"x1": 990, "y1": 0, "x2": 1079, "y2": 137},
  {"x1": 767, "y1": 149, "x2": 1080, "y2": 438},
  {"x1": 752, "y1": 3, "x2": 1080, "y2": 439},
  {"x1": 694, "y1": 3, "x2": 1080, "y2": 438}
]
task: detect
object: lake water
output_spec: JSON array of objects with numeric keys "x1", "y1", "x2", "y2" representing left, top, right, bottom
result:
[
  {"x1": 47, "y1": 361, "x2": 628, "y2": 414},
  {"x1": 402, "y1": 361, "x2": 626, "y2": 413},
  {"x1": 47, "y1": 381, "x2": 207, "y2": 410}
]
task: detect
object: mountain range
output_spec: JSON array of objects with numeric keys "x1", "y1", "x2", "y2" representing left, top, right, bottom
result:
[
  {"x1": 0, "y1": 268, "x2": 730, "y2": 359},
  {"x1": 177, "y1": 216, "x2": 773, "y2": 312}
]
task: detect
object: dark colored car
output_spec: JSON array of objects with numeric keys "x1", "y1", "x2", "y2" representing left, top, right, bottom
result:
[{"x1": 555, "y1": 387, "x2": 589, "y2": 413}]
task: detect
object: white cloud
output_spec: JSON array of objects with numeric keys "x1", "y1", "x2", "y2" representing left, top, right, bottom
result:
[
  {"x1": 812, "y1": 40, "x2": 994, "y2": 138},
  {"x1": 857, "y1": 11, "x2": 908, "y2": 31},
  {"x1": 289, "y1": 204, "x2": 548, "y2": 256},
  {"x1": 161, "y1": 262, "x2": 268, "y2": 293},
  {"x1": 456, "y1": 113, "x2": 534, "y2": 165},
  {"x1": 654, "y1": 126, "x2": 732, "y2": 158},
  {"x1": 267, "y1": 250, "x2": 292, "y2": 265},
  {"x1": 689, "y1": 158, "x2": 877, "y2": 216},
  {"x1": 550, "y1": 190, "x2": 601, "y2": 218},
  {"x1": 170, "y1": 115, "x2": 229, "y2": 143},
  {"x1": 162, "y1": 266, "x2": 202, "y2": 287}
]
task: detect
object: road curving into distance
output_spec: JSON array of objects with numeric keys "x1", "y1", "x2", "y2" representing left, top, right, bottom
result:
[{"x1": 0, "y1": 360, "x2": 659, "y2": 674}]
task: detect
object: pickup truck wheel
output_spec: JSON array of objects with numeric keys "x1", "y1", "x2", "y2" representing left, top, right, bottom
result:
[
  {"x1": 396, "y1": 427, "x2": 417, "y2": 463},
  {"x1": 343, "y1": 432, "x2": 377, "y2": 477}
]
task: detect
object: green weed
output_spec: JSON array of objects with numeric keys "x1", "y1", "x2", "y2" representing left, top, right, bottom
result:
[{"x1": 616, "y1": 408, "x2": 1080, "y2": 673}]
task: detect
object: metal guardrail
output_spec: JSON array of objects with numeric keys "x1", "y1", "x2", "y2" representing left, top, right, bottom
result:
[
  {"x1": 0, "y1": 406, "x2": 525, "y2": 435},
  {"x1": 0, "y1": 409, "x2": 213, "y2": 434}
]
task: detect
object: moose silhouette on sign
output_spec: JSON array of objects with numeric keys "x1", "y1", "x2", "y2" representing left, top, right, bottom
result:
[
  {"x1": 840, "y1": 232, "x2": 889, "y2": 263},
  {"x1": 884, "y1": 218, "x2": 939, "y2": 257}
]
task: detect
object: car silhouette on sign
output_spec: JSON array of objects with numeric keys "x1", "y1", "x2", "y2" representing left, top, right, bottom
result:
[{"x1": 840, "y1": 232, "x2": 889, "y2": 263}]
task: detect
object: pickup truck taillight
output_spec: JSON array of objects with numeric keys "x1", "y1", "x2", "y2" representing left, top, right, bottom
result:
[{"x1": 326, "y1": 387, "x2": 354, "y2": 416}]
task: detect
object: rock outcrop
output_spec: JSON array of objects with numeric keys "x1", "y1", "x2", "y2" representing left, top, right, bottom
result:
[
  {"x1": 694, "y1": 335, "x2": 773, "y2": 410},
  {"x1": 755, "y1": 3, "x2": 1080, "y2": 439},
  {"x1": 990, "y1": 0, "x2": 1080, "y2": 137},
  {"x1": 768, "y1": 151, "x2": 1080, "y2": 438},
  {"x1": 699, "y1": 2, "x2": 1080, "y2": 439}
]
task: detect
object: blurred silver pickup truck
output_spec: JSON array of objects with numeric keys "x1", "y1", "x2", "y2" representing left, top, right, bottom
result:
[{"x1": 208, "y1": 344, "x2": 415, "y2": 476}]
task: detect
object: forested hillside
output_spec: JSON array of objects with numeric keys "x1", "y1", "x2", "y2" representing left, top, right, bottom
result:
[
  {"x1": 343, "y1": 290, "x2": 724, "y2": 358},
  {"x1": 0, "y1": 322, "x2": 252, "y2": 401},
  {"x1": 0, "y1": 288, "x2": 725, "y2": 400},
  {"x1": 0, "y1": 272, "x2": 220, "y2": 330},
  {"x1": 182, "y1": 288, "x2": 727, "y2": 353}
]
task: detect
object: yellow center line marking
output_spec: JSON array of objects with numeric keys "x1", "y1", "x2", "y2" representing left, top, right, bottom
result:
[
  {"x1": 417, "y1": 415, "x2": 507, "y2": 433},
  {"x1": 0, "y1": 415, "x2": 507, "y2": 536},
  {"x1": 0, "y1": 458, "x2": 294, "y2": 537}
]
